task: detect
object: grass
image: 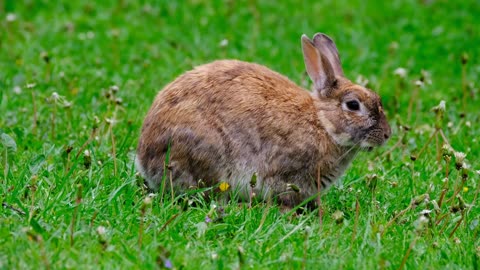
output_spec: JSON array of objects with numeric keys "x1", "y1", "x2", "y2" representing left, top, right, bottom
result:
[{"x1": 1, "y1": 0, "x2": 479, "y2": 269}]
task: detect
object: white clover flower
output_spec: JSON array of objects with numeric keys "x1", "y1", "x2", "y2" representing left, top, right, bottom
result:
[
  {"x1": 436, "y1": 100, "x2": 446, "y2": 112},
  {"x1": 414, "y1": 215, "x2": 429, "y2": 232},
  {"x1": 63, "y1": 101, "x2": 73, "y2": 108},
  {"x1": 86, "y1": 31, "x2": 95, "y2": 39},
  {"x1": 110, "y1": 85, "x2": 119, "y2": 92},
  {"x1": 219, "y1": 39, "x2": 229, "y2": 47},
  {"x1": 105, "y1": 117, "x2": 119, "y2": 125},
  {"x1": 96, "y1": 226, "x2": 107, "y2": 236},
  {"x1": 419, "y1": 209, "x2": 432, "y2": 216},
  {"x1": 51, "y1": 92, "x2": 60, "y2": 101},
  {"x1": 355, "y1": 75, "x2": 369, "y2": 87},
  {"x1": 414, "y1": 80, "x2": 424, "y2": 87},
  {"x1": 393, "y1": 67, "x2": 407, "y2": 78},
  {"x1": 332, "y1": 210, "x2": 344, "y2": 224},
  {"x1": 6, "y1": 13, "x2": 17, "y2": 22},
  {"x1": 13, "y1": 86, "x2": 22, "y2": 94},
  {"x1": 143, "y1": 196, "x2": 152, "y2": 205},
  {"x1": 454, "y1": 152, "x2": 466, "y2": 164},
  {"x1": 442, "y1": 144, "x2": 453, "y2": 154}
]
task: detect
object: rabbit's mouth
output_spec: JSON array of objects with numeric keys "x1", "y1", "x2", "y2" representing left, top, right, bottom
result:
[
  {"x1": 359, "y1": 135, "x2": 386, "y2": 150},
  {"x1": 359, "y1": 126, "x2": 390, "y2": 147},
  {"x1": 360, "y1": 140, "x2": 376, "y2": 150}
]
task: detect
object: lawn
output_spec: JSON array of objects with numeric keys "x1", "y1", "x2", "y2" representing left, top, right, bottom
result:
[{"x1": 1, "y1": 0, "x2": 479, "y2": 269}]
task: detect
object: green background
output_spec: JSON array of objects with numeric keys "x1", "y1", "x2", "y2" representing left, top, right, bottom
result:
[{"x1": 1, "y1": 1, "x2": 479, "y2": 269}]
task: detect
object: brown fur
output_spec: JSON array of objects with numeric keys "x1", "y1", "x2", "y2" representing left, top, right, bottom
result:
[{"x1": 136, "y1": 33, "x2": 391, "y2": 207}]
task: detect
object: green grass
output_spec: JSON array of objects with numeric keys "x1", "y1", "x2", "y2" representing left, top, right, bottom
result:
[{"x1": 1, "y1": 0, "x2": 479, "y2": 269}]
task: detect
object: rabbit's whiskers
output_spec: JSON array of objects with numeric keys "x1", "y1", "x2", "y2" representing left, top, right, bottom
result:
[{"x1": 336, "y1": 141, "x2": 361, "y2": 163}]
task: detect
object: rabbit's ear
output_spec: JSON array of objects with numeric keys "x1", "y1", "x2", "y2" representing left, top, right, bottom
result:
[
  {"x1": 312, "y1": 33, "x2": 344, "y2": 77},
  {"x1": 301, "y1": 34, "x2": 336, "y2": 96}
]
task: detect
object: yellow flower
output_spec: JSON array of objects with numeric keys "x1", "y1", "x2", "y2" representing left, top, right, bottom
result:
[
  {"x1": 219, "y1": 182, "x2": 230, "y2": 192},
  {"x1": 463, "y1": 187, "x2": 468, "y2": 192}
]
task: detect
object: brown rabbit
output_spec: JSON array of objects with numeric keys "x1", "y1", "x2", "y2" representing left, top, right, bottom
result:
[{"x1": 136, "y1": 33, "x2": 391, "y2": 207}]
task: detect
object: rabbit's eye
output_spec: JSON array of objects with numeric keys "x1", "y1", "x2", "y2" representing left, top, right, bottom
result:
[{"x1": 346, "y1": 100, "x2": 360, "y2": 111}]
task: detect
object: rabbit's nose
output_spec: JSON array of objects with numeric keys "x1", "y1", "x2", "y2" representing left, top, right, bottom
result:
[
  {"x1": 380, "y1": 117, "x2": 391, "y2": 141},
  {"x1": 383, "y1": 126, "x2": 392, "y2": 140}
]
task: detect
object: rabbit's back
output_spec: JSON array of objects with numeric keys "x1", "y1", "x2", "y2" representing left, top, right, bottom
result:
[{"x1": 137, "y1": 60, "x2": 326, "y2": 201}]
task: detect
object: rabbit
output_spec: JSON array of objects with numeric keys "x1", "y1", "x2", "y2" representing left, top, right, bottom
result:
[{"x1": 136, "y1": 33, "x2": 391, "y2": 207}]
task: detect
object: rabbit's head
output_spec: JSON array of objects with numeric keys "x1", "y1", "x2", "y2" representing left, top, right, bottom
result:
[{"x1": 302, "y1": 33, "x2": 391, "y2": 149}]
